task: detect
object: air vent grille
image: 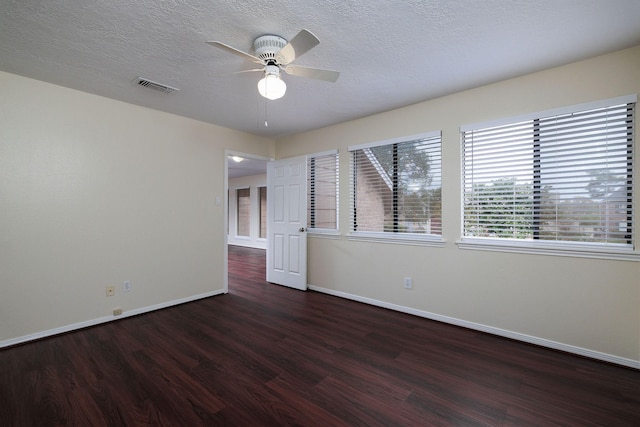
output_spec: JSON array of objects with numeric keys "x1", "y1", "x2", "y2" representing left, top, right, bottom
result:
[{"x1": 136, "y1": 77, "x2": 179, "y2": 94}]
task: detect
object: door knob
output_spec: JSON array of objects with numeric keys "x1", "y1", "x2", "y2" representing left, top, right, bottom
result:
[{"x1": 299, "y1": 227, "x2": 306, "y2": 232}]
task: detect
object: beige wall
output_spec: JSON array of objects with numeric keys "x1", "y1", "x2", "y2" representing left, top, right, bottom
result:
[
  {"x1": 0, "y1": 71, "x2": 273, "y2": 344},
  {"x1": 276, "y1": 46, "x2": 640, "y2": 365}
]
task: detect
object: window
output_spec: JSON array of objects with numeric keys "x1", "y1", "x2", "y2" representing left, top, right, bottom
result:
[
  {"x1": 308, "y1": 151, "x2": 339, "y2": 232},
  {"x1": 236, "y1": 188, "x2": 250, "y2": 237},
  {"x1": 461, "y1": 95, "x2": 636, "y2": 258},
  {"x1": 349, "y1": 132, "x2": 442, "y2": 242},
  {"x1": 259, "y1": 186, "x2": 267, "y2": 239}
]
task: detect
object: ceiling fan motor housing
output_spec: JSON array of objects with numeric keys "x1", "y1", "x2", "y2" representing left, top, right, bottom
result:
[{"x1": 253, "y1": 35, "x2": 287, "y2": 62}]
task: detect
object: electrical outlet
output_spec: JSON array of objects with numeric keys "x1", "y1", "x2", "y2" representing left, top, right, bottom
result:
[
  {"x1": 106, "y1": 286, "x2": 115, "y2": 296},
  {"x1": 123, "y1": 280, "x2": 131, "y2": 292},
  {"x1": 113, "y1": 308, "x2": 123, "y2": 316},
  {"x1": 403, "y1": 277, "x2": 413, "y2": 289}
]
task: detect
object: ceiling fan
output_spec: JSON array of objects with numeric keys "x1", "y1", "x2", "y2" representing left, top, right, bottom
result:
[{"x1": 207, "y1": 29, "x2": 340, "y2": 100}]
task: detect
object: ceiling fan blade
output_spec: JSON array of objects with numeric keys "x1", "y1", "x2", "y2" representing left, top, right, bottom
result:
[
  {"x1": 206, "y1": 41, "x2": 263, "y2": 64},
  {"x1": 282, "y1": 64, "x2": 340, "y2": 82},
  {"x1": 234, "y1": 68, "x2": 264, "y2": 74},
  {"x1": 275, "y1": 29, "x2": 320, "y2": 65}
]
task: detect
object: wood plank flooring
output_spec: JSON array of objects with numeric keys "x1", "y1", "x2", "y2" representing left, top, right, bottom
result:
[{"x1": 1, "y1": 244, "x2": 639, "y2": 426}]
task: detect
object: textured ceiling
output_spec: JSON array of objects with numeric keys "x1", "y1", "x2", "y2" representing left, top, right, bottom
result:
[{"x1": 2, "y1": 1, "x2": 640, "y2": 139}]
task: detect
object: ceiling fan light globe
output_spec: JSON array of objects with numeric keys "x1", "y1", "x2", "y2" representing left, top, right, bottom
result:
[{"x1": 257, "y1": 74, "x2": 286, "y2": 100}]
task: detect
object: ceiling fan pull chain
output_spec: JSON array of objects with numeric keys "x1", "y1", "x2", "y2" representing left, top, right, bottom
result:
[{"x1": 264, "y1": 96, "x2": 268, "y2": 127}]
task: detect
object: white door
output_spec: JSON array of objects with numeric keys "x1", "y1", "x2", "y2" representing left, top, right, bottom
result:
[{"x1": 266, "y1": 155, "x2": 307, "y2": 290}]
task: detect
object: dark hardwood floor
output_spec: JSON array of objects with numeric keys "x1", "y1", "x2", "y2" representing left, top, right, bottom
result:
[{"x1": 1, "y1": 245, "x2": 639, "y2": 426}]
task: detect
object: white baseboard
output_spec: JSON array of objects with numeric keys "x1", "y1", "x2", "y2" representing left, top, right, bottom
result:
[
  {"x1": 308, "y1": 285, "x2": 640, "y2": 370},
  {"x1": 0, "y1": 289, "x2": 226, "y2": 349},
  {"x1": 227, "y1": 241, "x2": 267, "y2": 250},
  {"x1": 5, "y1": 285, "x2": 637, "y2": 370}
]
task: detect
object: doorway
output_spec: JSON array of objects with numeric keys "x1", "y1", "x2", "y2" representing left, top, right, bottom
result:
[{"x1": 224, "y1": 151, "x2": 269, "y2": 293}]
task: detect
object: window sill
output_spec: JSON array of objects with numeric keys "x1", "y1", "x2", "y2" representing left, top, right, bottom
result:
[
  {"x1": 308, "y1": 229, "x2": 341, "y2": 239},
  {"x1": 347, "y1": 232, "x2": 445, "y2": 247},
  {"x1": 456, "y1": 238, "x2": 640, "y2": 261}
]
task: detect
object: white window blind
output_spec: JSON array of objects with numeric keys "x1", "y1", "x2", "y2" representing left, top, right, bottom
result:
[
  {"x1": 462, "y1": 98, "x2": 635, "y2": 249},
  {"x1": 308, "y1": 152, "x2": 338, "y2": 230},
  {"x1": 350, "y1": 134, "x2": 442, "y2": 235},
  {"x1": 259, "y1": 186, "x2": 267, "y2": 239}
]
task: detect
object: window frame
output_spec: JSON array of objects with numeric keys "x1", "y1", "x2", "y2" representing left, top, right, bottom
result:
[
  {"x1": 235, "y1": 187, "x2": 251, "y2": 238},
  {"x1": 348, "y1": 131, "x2": 445, "y2": 247},
  {"x1": 458, "y1": 95, "x2": 638, "y2": 261},
  {"x1": 258, "y1": 186, "x2": 267, "y2": 240}
]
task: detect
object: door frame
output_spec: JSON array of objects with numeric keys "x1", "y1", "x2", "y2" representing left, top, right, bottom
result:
[{"x1": 223, "y1": 150, "x2": 272, "y2": 294}]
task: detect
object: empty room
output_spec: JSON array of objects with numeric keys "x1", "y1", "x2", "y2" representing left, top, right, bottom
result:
[{"x1": 1, "y1": 1, "x2": 640, "y2": 425}]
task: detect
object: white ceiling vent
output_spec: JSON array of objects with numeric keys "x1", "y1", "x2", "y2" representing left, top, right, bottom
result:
[{"x1": 136, "y1": 77, "x2": 179, "y2": 94}]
